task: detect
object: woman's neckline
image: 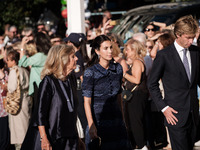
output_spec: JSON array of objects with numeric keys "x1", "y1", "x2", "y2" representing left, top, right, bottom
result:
[{"x1": 98, "y1": 61, "x2": 110, "y2": 70}]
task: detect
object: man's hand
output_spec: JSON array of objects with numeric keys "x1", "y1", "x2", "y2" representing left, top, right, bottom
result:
[{"x1": 163, "y1": 106, "x2": 178, "y2": 125}]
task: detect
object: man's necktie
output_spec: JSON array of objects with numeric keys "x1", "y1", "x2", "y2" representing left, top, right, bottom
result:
[{"x1": 183, "y1": 48, "x2": 191, "y2": 82}]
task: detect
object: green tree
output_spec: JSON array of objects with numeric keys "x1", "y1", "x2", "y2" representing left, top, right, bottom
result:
[{"x1": 0, "y1": 0, "x2": 48, "y2": 33}]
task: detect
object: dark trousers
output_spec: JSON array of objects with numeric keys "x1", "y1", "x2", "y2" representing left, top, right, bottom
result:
[
  {"x1": 52, "y1": 138, "x2": 78, "y2": 150},
  {"x1": 0, "y1": 116, "x2": 10, "y2": 150},
  {"x1": 168, "y1": 113, "x2": 196, "y2": 150},
  {"x1": 195, "y1": 115, "x2": 200, "y2": 142},
  {"x1": 32, "y1": 82, "x2": 39, "y2": 114},
  {"x1": 29, "y1": 82, "x2": 39, "y2": 125},
  {"x1": 145, "y1": 100, "x2": 168, "y2": 149}
]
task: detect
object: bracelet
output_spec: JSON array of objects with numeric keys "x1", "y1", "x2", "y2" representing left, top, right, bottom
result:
[
  {"x1": 20, "y1": 48, "x2": 24, "y2": 51},
  {"x1": 155, "y1": 42, "x2": 158, "y2": 45},
  {"x1": 40, "y1": 134, "x2": 45, "y2": 141},
  {"x1": 123, "y1": 73, "x2": 126, "y2": 77}
]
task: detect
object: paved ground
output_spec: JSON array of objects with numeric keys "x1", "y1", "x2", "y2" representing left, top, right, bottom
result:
[
  {"x1": 160, "y1": 128, "x2": 200, "y2": 150},
  {"x1": 161, "y1": 145, "x2": 200, "y2": 150}
]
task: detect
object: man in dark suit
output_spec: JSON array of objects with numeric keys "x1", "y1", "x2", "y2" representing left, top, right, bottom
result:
[{"x1": 148, "y1": 15, "x2": 200, "y2": 150}]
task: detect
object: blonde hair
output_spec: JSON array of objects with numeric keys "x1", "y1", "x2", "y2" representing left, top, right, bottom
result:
[
  {"x1": 174, "y1": 15, "x2": 198, "y2": 37},
  {"x1": 10, "y1": 41, "x2": 37, "y2": 57},
  {"x1": 146, "y1": 39, "x2": 155, "y2": 46},
  {"x1": 41, "y1": 44, "x2": 75, "y2": 81},
  {"x1": 125, "y1": 39, "x2": 147, "y2": 58},
  {"x1": 112, "y1": 42, "x2": 121, "y2": 57},
  {"x1": 24, "y1": 43, "x2": 37, "y2": 57},
  {"x1": 12, "y1": 41, "x2": 21, "y2": 50}
]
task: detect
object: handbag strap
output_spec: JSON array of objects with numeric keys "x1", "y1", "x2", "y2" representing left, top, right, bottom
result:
[
  {"x1": 15, "y1": 67, "x2": 20, "y2": 91},
  {"x1": 131, "y1": 85, "x2": 138, "y2": 92},
  {"x1": 12, "y1": 66, "x2": 20, "y2": 92},
  {"x1": 124, "y1": 65, "x2": 138, "y2": 92}
]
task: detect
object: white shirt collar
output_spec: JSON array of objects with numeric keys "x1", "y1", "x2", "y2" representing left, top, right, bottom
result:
[{"x1": 174, "y1": 40, "x2": 186, "y2": 53}]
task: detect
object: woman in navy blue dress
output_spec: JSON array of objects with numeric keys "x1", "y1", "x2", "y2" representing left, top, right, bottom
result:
[{"x1": 82, "y1": 35, "x2": 131, "y2": 150}]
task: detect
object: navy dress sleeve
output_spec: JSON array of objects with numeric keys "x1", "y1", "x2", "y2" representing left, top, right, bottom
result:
[
  {"x1": 116, "y1": 63, "x2": 123, "y2": 94},
  {"x1": 82, "y1": 68, "x2": 94, "y2": 98}
]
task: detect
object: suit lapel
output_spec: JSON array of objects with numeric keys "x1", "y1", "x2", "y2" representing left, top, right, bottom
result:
[
  {"x1": 170, "y1": 44, "x2": 190, "y2": 84},
  {"x1": 189, "y1": 46, "x2": 197, "y2": 86}
]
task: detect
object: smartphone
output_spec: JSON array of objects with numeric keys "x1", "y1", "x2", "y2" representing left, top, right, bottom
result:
[{"x1": 110, "y1": 20, "x2": 118, "y2": 26}]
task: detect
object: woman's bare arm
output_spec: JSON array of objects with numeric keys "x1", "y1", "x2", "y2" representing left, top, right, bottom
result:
[
  {"x1": 123, "y1": 59, "x2": 143, "y2": 84},
  {"x1": 84, "y1": 97, "x2": 98, "y2": 139}
]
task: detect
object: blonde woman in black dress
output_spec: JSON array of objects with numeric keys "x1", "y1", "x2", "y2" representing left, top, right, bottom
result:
[{"x1": 123, "y1": 39, "x2": 149, "y2": 150}]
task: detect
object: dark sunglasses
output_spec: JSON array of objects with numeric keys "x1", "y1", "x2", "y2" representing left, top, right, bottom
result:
[
  {"x1": 52, "y1": 40, "x2": 62, "y2": 43},
  {"x1": 147, "y1": 46, "x2": 153, "y2": 49},
  {"x1": 145, "y1": 28, "x2": 155, "y2": 32}
]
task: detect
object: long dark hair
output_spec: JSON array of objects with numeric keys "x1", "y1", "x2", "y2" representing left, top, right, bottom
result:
[
  {"x1": 87, "y1": 35, "x2": 111, "y2": 67},
  {"x1": 34, "y1": 32, "x2": 51, "y2": 55},
  {"x1": 79, "y1": 40, "x2": 90, "y2": 63}
]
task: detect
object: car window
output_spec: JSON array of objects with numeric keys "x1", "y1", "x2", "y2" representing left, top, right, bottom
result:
[{"x1": 112, "y1": 2, "x2": 200, "y2": 41}]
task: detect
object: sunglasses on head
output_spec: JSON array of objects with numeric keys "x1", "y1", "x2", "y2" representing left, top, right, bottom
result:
[{"x1": 145, "y1": 28, "x2": 155, "y2": 32}]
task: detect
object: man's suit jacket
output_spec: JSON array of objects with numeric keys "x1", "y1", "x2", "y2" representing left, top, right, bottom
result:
[{"x1": 148, "y1": 44, "x2": 200, "y2": 127}]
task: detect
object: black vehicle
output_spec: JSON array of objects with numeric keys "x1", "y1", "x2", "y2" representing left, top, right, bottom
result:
[{"x1": 112, "y1": 2, "x2": 200, "y2": 40}]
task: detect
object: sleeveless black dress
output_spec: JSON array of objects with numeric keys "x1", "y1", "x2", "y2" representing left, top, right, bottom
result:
[{"x1": 124, "y1": 59, "x2": 149, "y2": 149}]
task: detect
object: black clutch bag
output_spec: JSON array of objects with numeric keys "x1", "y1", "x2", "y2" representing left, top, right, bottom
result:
[
  {"x1": 122, "y1": 90, "x2": 133, "y2": 101},
  {"x1": 88, "y1": 137, "x2": 101, "y2": 150},
  {"x1": 122, "y1": 85, "x2": 138, "y2": 102}
]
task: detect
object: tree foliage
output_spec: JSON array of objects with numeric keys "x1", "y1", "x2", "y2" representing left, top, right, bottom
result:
[{"x1": 0, "y1": 0, "x2": 48, "y2": 33}]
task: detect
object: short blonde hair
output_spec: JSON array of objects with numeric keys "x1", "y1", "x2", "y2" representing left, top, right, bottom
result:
[
  {"x1": 24, "y1": 43, "x2": 37, "y2": 57},
  {"x1": 41, "y1": 44, "x2": 75, "y2": 81},
  {"x1": 174, "y1": 15, "x2": 198, "y2": 37},
  {"x1": 125, "y1": 39, "x2": 147, "y2": 58}
]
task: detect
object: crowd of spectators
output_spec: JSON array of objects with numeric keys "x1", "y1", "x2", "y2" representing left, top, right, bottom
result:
[{"x1": 0, "y1": 11, "x2": 200, "y2": 150}]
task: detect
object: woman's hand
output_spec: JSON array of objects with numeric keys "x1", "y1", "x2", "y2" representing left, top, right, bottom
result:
[
  {"x1": 19, "y1": 36, "x2": 29, "y2": 59},
  {"x1": 89, "y1": 123, "x2": 98, "y2": 140},
  {"x1": 41, "y1": 135, "x2": 52, "y2": 150},
  {"x1": 102, "y1": 19, "x2": 112, "y2": 34},
  {"x1": 38, "y1": 126, "x2": 52, "y2": 150},
  {"x1": 21, "y1": 36, "x2": 29, "y2": 48}
]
